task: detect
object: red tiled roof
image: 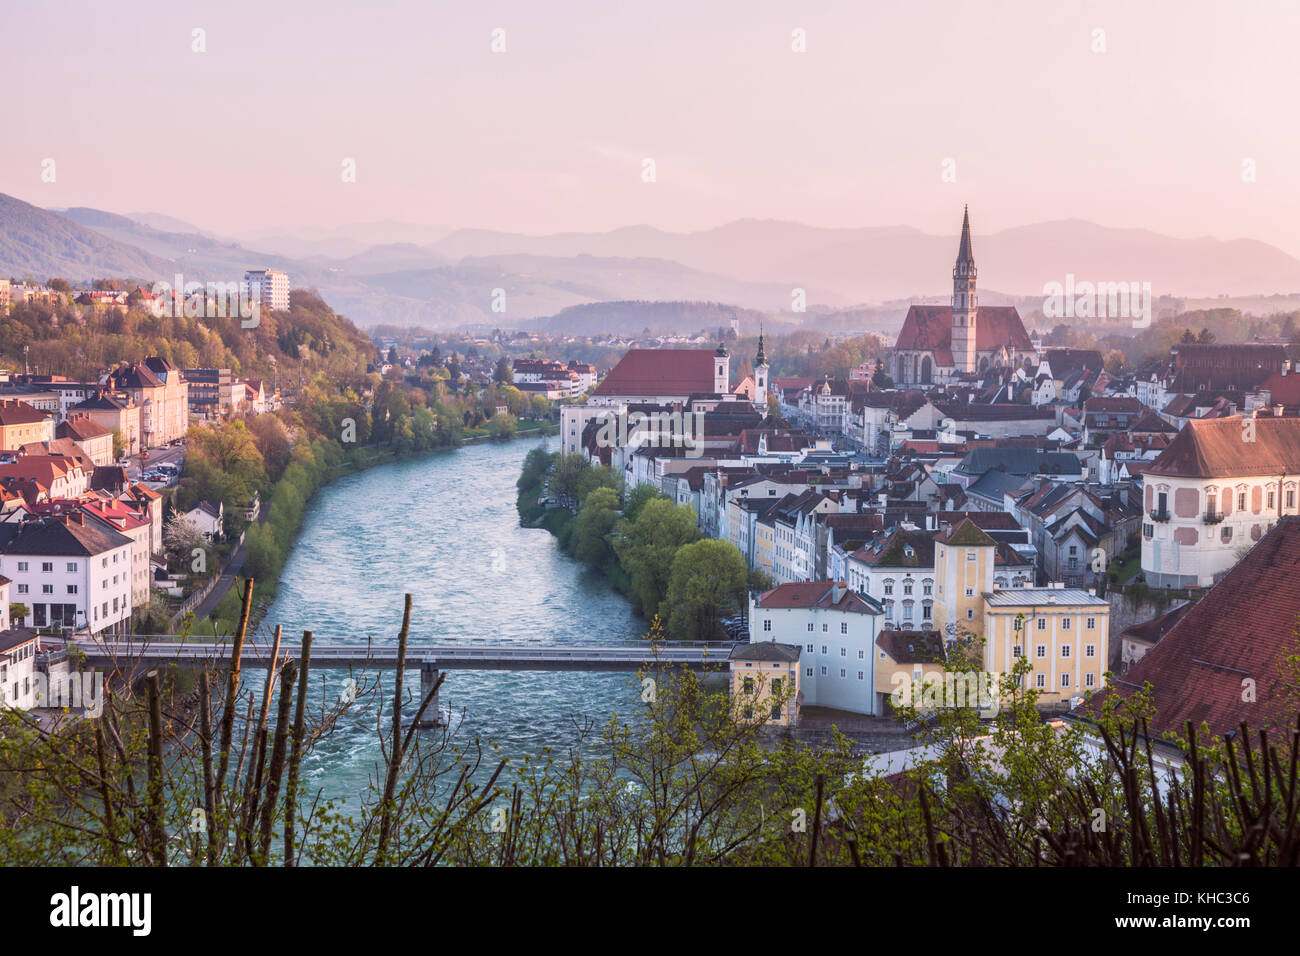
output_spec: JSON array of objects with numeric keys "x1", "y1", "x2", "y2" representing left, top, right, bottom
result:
[
  {"x1": 1079, "y1": 516, "x2": 1300, "y2": 738},
  {"x1": 757, "y1": 580, "x2": 878, "y2": 614},
  {"x1": 894, "y1": 305, "x2": 1032, "y2": 353},
  {"x1": 591, "y1": 349, "x2": 718, "y2": 398},
  {"x1": 1145, "y1": 416, "x2": 1300, "y2": 478}
]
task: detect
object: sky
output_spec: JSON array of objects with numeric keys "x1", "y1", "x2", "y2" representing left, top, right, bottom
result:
[{"x1": 3, "y1": 0, "x2": 1298, "y2": 254}]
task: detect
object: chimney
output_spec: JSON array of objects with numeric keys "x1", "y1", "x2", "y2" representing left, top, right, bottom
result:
[{"x1": 832, "y1": 581, "x2": 844, "y2": 604}]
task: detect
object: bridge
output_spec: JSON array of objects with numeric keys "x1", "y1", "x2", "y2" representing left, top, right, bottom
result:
[
  {"x1": 66, "y1": 637, "x2": 739, "y2": 673},
  {"x1": 56, "y1": 635, "x2": 741, "y2": 729}
]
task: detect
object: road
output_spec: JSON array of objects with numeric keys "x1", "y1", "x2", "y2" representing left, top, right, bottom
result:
[{"x1": 122, "y1": 442, "x2": 185, "y2": 484}]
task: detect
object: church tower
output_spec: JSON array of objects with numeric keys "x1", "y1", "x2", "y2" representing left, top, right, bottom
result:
[
  {"x1": 951, "y1": 206, "x2": 978, "y2": 374},
  {"x1": 714, "y1": 341, "x2": 730, "y2": 394},
  {"x1": 753, "y1": 324, "x2": 769, "y2": 412}
]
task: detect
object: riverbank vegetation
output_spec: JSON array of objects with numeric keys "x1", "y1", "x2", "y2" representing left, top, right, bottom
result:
[
  {"x1": 517, "y1": 449, "x2": 763, "y2": 640},
  {"x1": 3, "y1": 587, "x2": 1297, "y2": 866}
]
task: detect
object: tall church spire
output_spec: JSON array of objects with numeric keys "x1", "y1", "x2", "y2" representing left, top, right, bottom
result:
[
  {"x1": 951, "y1": 205, "x2": 978, "y2": 373},
  {"x1": 955, "y1": 204, "x2": 975, "y2": 274},
  {"x1": 756, "y1": 322, "x2": 766, "y2": 366}
]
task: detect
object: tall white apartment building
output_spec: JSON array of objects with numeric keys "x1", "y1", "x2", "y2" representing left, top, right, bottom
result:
[{"x1": 243, "y1": 269, "x2": 291, "y2": 313}]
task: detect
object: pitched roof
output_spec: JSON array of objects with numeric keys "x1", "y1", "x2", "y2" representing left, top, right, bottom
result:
[
  {"x1": 0, "y1": 400, "x2": 48, "y2": 426},
  {"x1": 1145, "y1": 416, "x2": 1300, "y2": 478},
  {"x1": 756, "y1": 580, "x2": 881, "y2": 614},
  {"x1": 935, "y1": 517, "x2": 997, "y2": 547},
  {"x1": 591, "y1": 349, "x2": 719, "y2": 398},
  {"x1": 1079, "y1": 517, "x2": 1300, "y2": 737},
  {"x1": 57, "y1": 416, "x2": 112, "y2": 441},
  {"x1": 894, "y1": 305, "x2": 1032, "y2": 353},
  {"x1": 876, "y1": 629, "x2": 945, "y2": 664},
  {"x1": 730, "y1": 641, "x2": 803, "y2": 663},
  {"x1": 0, "y1": 515, "x2": 132, "y2": 556}
]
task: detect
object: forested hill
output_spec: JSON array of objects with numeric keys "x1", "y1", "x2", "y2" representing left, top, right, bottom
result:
[{"x1": 0, "y1": 288, "x2": 376, "y2": 387}]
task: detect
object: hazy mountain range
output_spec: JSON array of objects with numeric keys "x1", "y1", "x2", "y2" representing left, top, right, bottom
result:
[{"x1": 4, "y1": 191, "x2": 1300, "y2": 334}]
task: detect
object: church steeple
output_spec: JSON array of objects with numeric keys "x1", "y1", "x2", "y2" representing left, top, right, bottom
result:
[
  {"x1": 753, "y1": 322, "x2": 769, "y2": 412},
  {"x1": 955, "y1": 204, "x2": 975, "y2": 275},
  {"x1": 951, "y1": 205, "x2": 978, "y2": 373}
]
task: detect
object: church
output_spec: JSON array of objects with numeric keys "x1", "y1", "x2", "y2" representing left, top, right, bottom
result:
[{"x1": 889, "y1": 208, "x2": 1037, "y2": 386}]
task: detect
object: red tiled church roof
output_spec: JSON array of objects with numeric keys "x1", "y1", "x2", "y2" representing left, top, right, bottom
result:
[
  {"x1": 893, "y1": 305, "x2": 1033, "y2": 355},
  {"x1": 591, "y1": 349, "x2": 719, "y2": 398}
]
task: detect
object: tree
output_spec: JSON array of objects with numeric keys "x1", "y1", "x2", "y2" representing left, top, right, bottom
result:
[
  {"x1": 493, "y1": 356, "x2": 513, "y2": 384},
  {"x1": 622, "y1": 483, "x2": 663, "y2": 523},
  {"x1": 664, "y1": 539, "x2": 749, "y2": 640},
  {"x1": 8, "y1": 603, "x2": 30, "y2": 625},
  {"x1": 1103, "y1": 349, "x2": 1127, "y2": 376},
  {"x1": 550, "y1": 453, "x2": 591, "y2": 504},
  {"x1": 1197, "y1": 328, "x2": 1216, "y2": 344},
  {"x1": 572, "y1": 487, "x2": 620, "y2": 570},
  {"x1": 111, "y1": 429, "x2": 126, "y2": 460},
  {"x1": 164, "y1": 515, "x2": 206, "y2": 572},
  {"x1": 573, "y1": 464, "x2": 619, "y2": 504},
  {"x1": 615, "y1": 498, "x2": 701, "y2": 616}
]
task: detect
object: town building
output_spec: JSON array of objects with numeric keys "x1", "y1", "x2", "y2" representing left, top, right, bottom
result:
[
  {"x1": 0, "y1": 514, "x2": 134, "y2": 635},
  {"x1": 1141, "y1": 416, "x2": 1300, "y2": 587},
  {"x1": 749, "y1": 580, "x2": 885, "y2": 716},
  {"x1": 729, "y1": 641, "x2": 802, "y2": 726},
  {"x1": 983, "y1": 588, "x2": 1111, "y2": 706}
]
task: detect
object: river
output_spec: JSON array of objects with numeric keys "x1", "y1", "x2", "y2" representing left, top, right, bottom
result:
[{"x1": 260, "y1": 435, "x2": 647, "y2": 807}]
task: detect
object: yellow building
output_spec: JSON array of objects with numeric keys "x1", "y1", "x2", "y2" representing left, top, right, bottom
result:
[
  {"x1": 983, "y1": 588, "x2": 1110, "y2": 704},
  {"x1": 728, "y1": 642, "x2": 802, "y2": 726},
  {"x1": 932, "y1": 518, "x2": 996, "y2": 640},
  {"x1": 753, "y1": 515, "x2": 776, "y2": 580},
  {"x1": 874, "y1": 629, "x2": 946, "y2": 714},
  {"x1": 0, "y1": 400, "x2": 55, "y2": 449}
]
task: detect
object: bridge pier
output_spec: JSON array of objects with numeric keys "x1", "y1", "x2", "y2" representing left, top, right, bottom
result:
[{"x1": 416, "y1": 661, "x2": 441, "y2": 728}]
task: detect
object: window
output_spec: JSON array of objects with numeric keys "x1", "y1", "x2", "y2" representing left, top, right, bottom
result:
[
  {"x1": 16, "y1": 562, "x2": 27, "y2": 572},
  {"x1": 1289, "y1": 489, "x2": 1296, "y2": 509},
  {"x1": 1061, "y1": 644, "x2": 1071, "y2": 658},
  {"x1": 101, "y1": 558, "x2": 107, "y2": 568},
  {"x1": 820, "y1": 666, "x2": 827, "y2": 676},
  {"x1": 857, "y1": 671, "x2": 865, "y2": 681},
  {"x1": 806, "y1": 643, "x2": 814, "y2": 653},
  {"x1": 1086, "y1": 617, "x2": 1097, "y2": 630},
  {"x1": 1085, "y1": 672, "x2": 1095, "y2": 687},
  {"x1": 965, "y1": 587, "x2": 974, "y2": 597},
  {"x1": 840, "y1": 622, "x2": 848, "y2": 634},
  {"x1": 840, "y1": 647, "x2": 846, "y2": 657},
  {"x1": 1062, "y1": 617, "x2": 1072, "y2": 630},
  {"x1": 903, "y1": 582, "x2": 913, "y2": 595},
  {"x1": 1036, "y1": 645, "x2": 1047, "y2": 658},
  {"x1": 66, "y1": 562, "x2": 77, "y2": 572},
  {"x1": 923, "y1": 582, "x2": 932, "y2": 596},
  {"x1": 17, "y1": 584, "x2": 27, "y2": 594},
  {"x1": 1222, "y1": 526, "x2": 1233, "y2": 542},
  {"x1": 41, "y1": 562, "x2": 52, "y2": 573},
  {"x1": 1268, "y1": 491, "x2": 1276, "y2": 509},
  {"x1": 966, "y1": 608, "x2": 974, "y2": 619},
  {"x1": 1085, "y1": 644, "x2": 1096, "y2": 658},
  {"x1": 1012, "y1": 644, "x2": 1022, "y2": 658},
  {"x1": 820, "y1": 646, "x2": 827, "y2": 655},
  {"x1": 821, "y1": 623, "x2": 828, "y2": 633},
  {"x1": 805, "y1": 667, "x2": 813, "y2": 677},
  {"x1": 839, "y1": 668, "x2": 846, "y2": 679},
  {"x1": 1061, "y1": 673, "x2": 1071, "y2": 688},
  {"x1": 742, "y1": 677, "x2": 755, "y2": 694},
  {"x1": 771, "y1": 704, "x2": 782, "y2": 720},
  {"x1": 763, "y1": 620, "x2": 771, "y2": 632},
  {"x1": 771, "y1": 679, "x2": 782, "y2": 696},
  {"x1": 967, "y1": 550, "x2": 976, "y2": 560},
  {"x1": 41, "y1": 585, "x2": 53, "y2": 594},
  {"x1": 807, "y1": 622, "x2": 814, "y2": 632},
  {"x1": 884, "y1": 582, "x2": 894, "y2": 595},
  {"x1": 1239, "y1": 492, "x2": 1247, "y2": 510},
  {"x1": 1035, "y1": 674, "x2": 1046, "y2": 689},
  {"x1": 1037, "y1": 617, "x2": 1047, "y2": 630}
]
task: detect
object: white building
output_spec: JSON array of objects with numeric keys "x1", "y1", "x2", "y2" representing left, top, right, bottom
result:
[
  {"x1": 1141, "y1": 416, "x2": 1300, "y2": 587},
  {"x1": 750, "y1": 580, "x2": 885, "y2": 716},
  {"x1": 0, "y1": 515, "x2": 134, "y2": 635},
  {"x1": 243, "y1": 269, "x2": 291, "y2": 313},
  {"x1": 0, "y1": 627, "x2": 40, "y2": 711}
]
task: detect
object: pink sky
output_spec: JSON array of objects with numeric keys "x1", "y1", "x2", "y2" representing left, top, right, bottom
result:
[{"x1": 3, "y1": 0, "x2": 1298, "y2": 255}]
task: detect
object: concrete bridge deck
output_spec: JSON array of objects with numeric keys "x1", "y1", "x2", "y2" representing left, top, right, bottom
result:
[{"x1": 63, "y1": 636, "x2": 739, "y2": 672}]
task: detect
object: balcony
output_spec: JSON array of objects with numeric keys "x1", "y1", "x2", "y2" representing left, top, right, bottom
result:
[
  {"x1": 1203, "y1": 510, "x2": 1225, "y2": 525},
  {"x1": 1149, "y1": 509, "x2": 1171, "y2": 523}
]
